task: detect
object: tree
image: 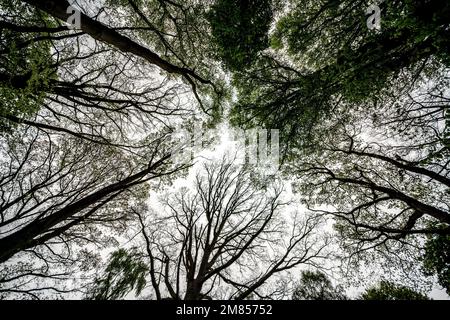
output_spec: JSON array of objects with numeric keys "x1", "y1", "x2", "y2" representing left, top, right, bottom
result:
[
  {"x1": 207, "y1": 0, "x2": 274, "y2": 71},
  {"x1": 292, "y1": 270, "x2": 347, "y2": 300},
  {"x1": 88, "y1": 157, "x2": 329, "y2": 300},
  {"x1": 0, "y1": 138, "x2": 180, "y2": 264},
  {"x1": 88, "y1": 248, "x2": 148, "y2": 300},
  {"x1": 422, "y1": 228, "x2": 450, "y2": 294},
  {"x1": 0, "y1": 0, "x2": 207, "y2": 298},
  {"x1": 0, "y1": 0, "x2": 192, "y2": 265},
  {"x1": 231, "y1": 0, "x2": 450, "y2": 153},
  {"x1": 0, "y1": 0, "x2": 56, "y2": 130},
  {"x1": 19, "y1": 0, "x2": 226, "y2": 115},
  {"x1": 361, "y1": 281, "x2": 430, "y2": 300},
  {"x1": 226, "y1": 0, "x2": 450, "y2": 285},
  {"x1": 290, "y1": 75, "x2": 449, "y2": 288},
  {"x1": 0, "y1": 122, "x2": 191, "y2": 297}
]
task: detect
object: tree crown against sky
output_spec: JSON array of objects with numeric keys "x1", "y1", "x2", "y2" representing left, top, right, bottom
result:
[
  {"x1": 0, "y1": 0, "x2": 449, "y2": 299},
  {"x1": 231, "y1": 0, "x2": 450, "y2": 155},
  {"x1": 88, "y1": 157, "x2": 329, "y2": 300},
  {"x1": 361, "y1": 280, "x2": 430, "y2": 300},
  {"x1": 292, "y1": 270, "x2": 347, "y2": 300}
]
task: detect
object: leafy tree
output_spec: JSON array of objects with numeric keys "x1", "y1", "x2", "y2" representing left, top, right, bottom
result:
[
  {"x1": 0, "y1": 0, "x2": 208, "y2": 298},
  {"x1": 88, "y1": 249, "x2": 148, "y2": 300},
  {"x1": 0, "y1": 0, "x2": 56, "y2": 130},
  {"x1": 292, "y1": 271, "x2": 347, "y2": 300},
  {"x1": 289, "y1": 76, "x2": 449, "y2": 287},
  {"x1": 227, "y1": 0, "x2": 450, "y2": 290},
  {"x1": 232, "y1": 0, "x2": 450, "y2": 153},
  {"x1": 361, "y1": 281, "x2": 430, "y2": 300},
  {"x1": 207, "y1": 0, "x2": 274, "y2": 71},
  {"x1": 422, "y1": 227, "x2": 450, "y2": 295}
]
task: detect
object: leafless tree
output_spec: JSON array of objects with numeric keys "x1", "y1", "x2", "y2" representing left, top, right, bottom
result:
[{"x1": 90, "y1": 157, "x2": 329, "y2": 300}]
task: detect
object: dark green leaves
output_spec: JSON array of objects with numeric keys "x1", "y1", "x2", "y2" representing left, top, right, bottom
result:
[
  {"x1": 361, "y1": 281, "x2": 430, "y2": 300},
  {"x1": 422, "y1": 229, "x2": 450, "y2": 295},
  {"x1": 207, "y1": 0, "x2": 273, "y2": 71},
  {"x1": 293, "y1": 271, "x2": 347, "y2": 300},
  {"x1": 0, "y1": 1, "x2": 56, "y2": 131},
  {"x1": 88, "y1": 248, "x2": 148, "y2": 300},
  {"x1": 231, "y1": 0, "x2": 450, "y2": 155}
]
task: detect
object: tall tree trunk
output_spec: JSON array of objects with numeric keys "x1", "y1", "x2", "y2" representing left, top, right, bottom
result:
[
  {"x1": 0, "y1": 155, "x2": 170, "y2": 263},
  {"x1": 20, "y1": 0, "x2": 211, "y2": 85}
]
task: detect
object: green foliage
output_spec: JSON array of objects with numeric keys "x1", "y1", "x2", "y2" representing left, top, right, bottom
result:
[
  {"x1": 0, "y1": 0, "x2": 56, "y2": 131},
  {"x1": 104, "y1": 0, "x2": 229, "y2": 121},
  {"x1": 230, "y1": 54, "x2": 336, "y2": 156},
  {"x1": 88, "y1": 248, "x2": 148, "y2": 300},
  {"x1": 361, "y1": 281, "x2": 430, "y2": 300},
  {"x1": 422, "y1": 228, "x2": 450, "y2": 295},
  {"x1": 207, "y1": 0, "x2": 273, "y2": 71},
  {"x1": 272, "y1": 0, "x2": 450, "y2": 72},
  {"x1": 292, "y1": 271, "x2": 347, "y2": 300},
  {"x1": 0, "y1": 38, "x2": 54, "y2": 122},
  {"x1": 231, "y1": 0, "x2": 450, "y2": 153}
]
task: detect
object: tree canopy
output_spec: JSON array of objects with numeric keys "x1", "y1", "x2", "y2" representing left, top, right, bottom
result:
[
  {"x1": 292, "y1": 271, "x2": 347, "y2": 300},
  {"x1": 0, "y1": 0, "x2": 448, "y2": 300},
  {"x1": 232, "y1": 0, "x2": 450, "y2": 153},
  {"x1": 207, "y1": 0, "x2": 274, "y2": 71},
  {"x1": 361, "y1": 281, "x2": 430, "y2": 300},
  {"x1": 88, "y1": 158, "x2": 328, "y2": 300}
]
